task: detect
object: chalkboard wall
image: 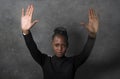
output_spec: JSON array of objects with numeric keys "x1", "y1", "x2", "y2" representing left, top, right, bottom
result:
[{"x1": 0, "y1": 0, "x2": 120, "y2": 79}]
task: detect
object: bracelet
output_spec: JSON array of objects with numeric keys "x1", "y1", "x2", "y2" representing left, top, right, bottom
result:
[{"x1": 22, "y1": 32, "x2": 27, "y2": 35}]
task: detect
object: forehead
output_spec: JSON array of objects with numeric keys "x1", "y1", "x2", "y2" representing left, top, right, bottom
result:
[{"x1": 52, "y1": 35, "x2": 66, "y2": 43}]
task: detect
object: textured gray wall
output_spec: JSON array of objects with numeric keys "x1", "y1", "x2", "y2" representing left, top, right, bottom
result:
[{"x1": 0, "y1": 0, "x2": 120, "y2": 79}]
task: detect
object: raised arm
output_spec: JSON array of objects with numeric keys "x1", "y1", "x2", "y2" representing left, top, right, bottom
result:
[
  {"x1": 74, "y1": 8, "x2": 99, "y2": 69},
  {"x1": 21, "y1": 4, "x2": 47, "y2": 66}
]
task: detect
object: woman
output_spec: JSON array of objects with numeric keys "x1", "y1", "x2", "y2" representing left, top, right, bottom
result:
[{"x1": 21, "y1": 4, "x2": 99, "y2": 79}]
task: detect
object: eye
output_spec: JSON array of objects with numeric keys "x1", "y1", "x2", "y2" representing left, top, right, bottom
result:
[
  {"x1": 55, "y1": 44, "x2": 59, "y2": 47},
  {"x1": 62, "y1": 44, "x2": 66, "y2": 48}
]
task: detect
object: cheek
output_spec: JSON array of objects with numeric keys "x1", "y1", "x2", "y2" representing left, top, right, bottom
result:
[
  {"x1": 63, "y1": 47, "x2": 67, "y2": 52},
  {"x1": 52, "y1": 45, "x2": 58, "y2": 51},
  {"x1": 52, "y1": 46, "x2": 67, "y2": 52},
  {"x1": 53, "y1": 46, "x2": 57, "y2": 51}
]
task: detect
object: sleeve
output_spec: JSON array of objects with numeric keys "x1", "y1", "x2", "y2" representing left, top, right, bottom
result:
[
  {"x1": 23, "y1": 31, "x2": 48, "y2": 67},
  {"x1": 73, "y1": 36, "x2": 96, "y2": 69}
]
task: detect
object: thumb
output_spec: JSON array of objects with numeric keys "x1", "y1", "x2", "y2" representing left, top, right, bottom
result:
[
  {"x1": 31, "y1": 20, "x2": 39, "y2": 27},
  {"x1": 80, "y1": 22, "x2": 86, "y2": 27},
  {"x1": 80, "y1": 22, "x2": 87, "y2": 28}
]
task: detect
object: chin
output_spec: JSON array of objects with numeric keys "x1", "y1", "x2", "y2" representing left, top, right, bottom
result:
[{"x1": 56, "y1": 54, "x2": 64, "y2": 57}]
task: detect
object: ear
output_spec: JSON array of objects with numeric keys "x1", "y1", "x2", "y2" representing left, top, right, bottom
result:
[
  {"x1": 51, "y1": 40, "x2": 54, "y2": 47},
  {"x1": 66, "y1": 41, "x2": 69, "y2": 48},
  {"x1": 51, "y1": 41, "x2": 53, "y2": 45}
]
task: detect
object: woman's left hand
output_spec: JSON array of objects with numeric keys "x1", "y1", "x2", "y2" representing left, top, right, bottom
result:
[{"x1": 81, "y1": 8, "x2": 99, "y2": 38}]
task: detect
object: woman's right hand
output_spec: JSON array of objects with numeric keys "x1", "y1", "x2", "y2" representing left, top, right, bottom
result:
[{"x1": 21, "y1": 4, "x2": 39, "y2": 35}]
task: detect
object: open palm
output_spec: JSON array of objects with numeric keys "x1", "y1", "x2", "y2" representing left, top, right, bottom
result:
[
  {"x1": 81, "y1": 8, "x2": 99, "y2": 38},
  {"x1": 21, "y1": 4, "x2": 38, "y2": 34}
]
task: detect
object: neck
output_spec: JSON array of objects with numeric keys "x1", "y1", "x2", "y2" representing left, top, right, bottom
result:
[{"x1": 54, "y1": 55, "x2": 65, "y2": 58}]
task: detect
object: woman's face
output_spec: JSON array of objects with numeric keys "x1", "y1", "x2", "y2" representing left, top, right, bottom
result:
[{"x1": 52, "y1": 35, "x2": 68, "y2": 57}]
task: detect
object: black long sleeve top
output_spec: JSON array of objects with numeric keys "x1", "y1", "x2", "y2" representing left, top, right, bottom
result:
[{"x1": 23, "y1": 32, "x2": 96, "y2": 79}]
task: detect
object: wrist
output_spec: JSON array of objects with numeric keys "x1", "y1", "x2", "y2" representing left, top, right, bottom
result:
[
  {"x1": 22, "y1": 30, "x2": 30, "y2": 35},
  {"x1": 88, "y1": 32, "x2": 96, "y2": 38}
]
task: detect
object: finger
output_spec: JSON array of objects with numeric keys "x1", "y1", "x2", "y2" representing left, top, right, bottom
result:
[
  {"x1": 26, "y1": 5, "x2": 30, "y2": 15},
  {"x1": 89, "y1": 8, "x2": 92, "y2": 19},
  {"x1": 22, "y1": 8, "x2": 24, "y2": 17},
  {"x1": 80, "y1": 22, "x2": 88, "y2": 28},
  {"x1": 93, "y1": 9, "x2": 96, "y2": 17},
  {"x1": 31, "y1": 20, "x2": 39, "y2": 26},
  {"x1": 92, "y1": 9, "x2": 98, "y2": 20},
  {"x1": 28, "y1": 4, "x2": 32, "y2": 16},
  {"x1": 96, "y1": 12, "x2": 99, "y2": 21},
  {"x1": 91, "y1": 8, "x2": 94, "y2": 18},
  {"x1": 95, "y1": 13, "x2": 99, "y2": 20},
  {"x1": 29, "y1": 4, "x2": 34, "y2": 17},
  {"x1": 80, "y1": 22, "x2": 86, "y2": 26},
  {"x1": 92, "y1": 9, "x2": 99, "y2": 21}
]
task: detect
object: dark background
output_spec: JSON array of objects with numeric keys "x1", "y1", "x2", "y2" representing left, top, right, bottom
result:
[{"x1": 0, "y1": 0, "x2": 120, "y2": 79}]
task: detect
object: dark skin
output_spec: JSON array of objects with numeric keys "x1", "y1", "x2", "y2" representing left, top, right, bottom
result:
[
  {"x1": 52, "y1": 35, "x2": 68, "y2": 57},
  {"x1": 21, "y1": 4, "x2": 99, "y2": 58}
]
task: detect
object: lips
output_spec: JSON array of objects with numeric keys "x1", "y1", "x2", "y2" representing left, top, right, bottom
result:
[{"x1": 57, "y1": 52, "x2": 63, "y2": 54}]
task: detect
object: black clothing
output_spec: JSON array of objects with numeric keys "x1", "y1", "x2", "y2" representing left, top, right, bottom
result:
[{"x1": 23, "y1": 32, "x2": 95, "y2": 79}]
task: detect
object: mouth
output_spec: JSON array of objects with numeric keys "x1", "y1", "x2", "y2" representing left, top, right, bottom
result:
[
  {"x1": 58, "y1": 52, "x2": 62, "y2": 54},
  {"x1": 57, "y1": 52, "x2": 63, "y2": 55}
]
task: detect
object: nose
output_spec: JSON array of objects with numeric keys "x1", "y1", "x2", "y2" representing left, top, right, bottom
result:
[{"x1": 58, "y1": 46, "x2": 62, "y2": 51}]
